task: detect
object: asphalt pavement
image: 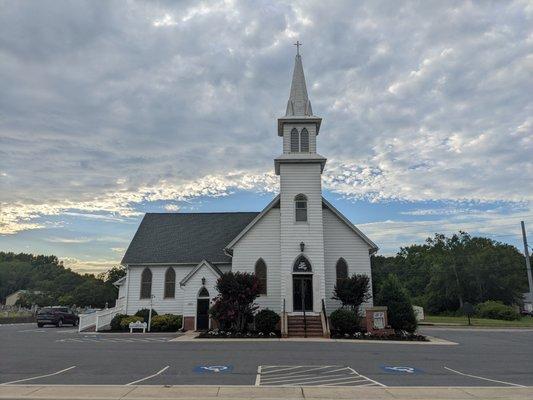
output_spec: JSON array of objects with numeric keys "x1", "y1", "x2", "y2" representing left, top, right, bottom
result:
[{"x1": 1, "y1": 323, "x2": 532, "y2": 387}]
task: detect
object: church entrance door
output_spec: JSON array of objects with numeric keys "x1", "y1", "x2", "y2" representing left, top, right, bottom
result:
[
  {"x1": 196, "y1": 299, "x2": 210, "y2": 330},
  {"x1": 293, "y1": 275, "x2": 313, "y2": 312}
]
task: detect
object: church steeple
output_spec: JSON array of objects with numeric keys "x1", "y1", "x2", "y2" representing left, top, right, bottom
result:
[
  {"x1": 286, "y1": 43, "x2": 313, "y2": 117},
  {"x1": 275, "y1": 44, "x2": 326, "y2": 176}
]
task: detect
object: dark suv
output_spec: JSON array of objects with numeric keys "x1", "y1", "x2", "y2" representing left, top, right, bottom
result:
[{"x1": 37, "y1": 307, "x2": 79, "y2": 327}]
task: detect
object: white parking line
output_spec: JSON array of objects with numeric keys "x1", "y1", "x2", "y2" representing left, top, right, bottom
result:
[
  {"x1": 444, "y1": 366, "x2": 526, "y2": 387},
  {"x1": 347, "y1": 367, "x2": 387, "y2": 387},
  {"x1": 257, "y1": 365, "x2": 385, "y2": 387},
  {"x1": 125, "y1": 366, "x2": 170, "y2": 385},
  {"x1": 0, "y1": 366, "x2": 76, "y2": 385}
]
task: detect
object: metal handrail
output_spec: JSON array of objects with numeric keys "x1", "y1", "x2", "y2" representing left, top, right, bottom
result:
[
  {"x1": 321, "y1": 299, "x2": 328, "y2": 331},
  {"x1": 301, "y1": 284, "x2": 307, "y2": 338}
]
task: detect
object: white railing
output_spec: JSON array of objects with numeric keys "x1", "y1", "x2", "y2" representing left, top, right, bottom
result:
[
  {"x1": 78, "y1": 312, "x2": 97, "y2": 332},
  {"x1": 78, "y1": 298, "x2": 125, "y2": 332}
]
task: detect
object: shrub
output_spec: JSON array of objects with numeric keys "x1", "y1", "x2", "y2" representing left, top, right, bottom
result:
[
  {"x1": 375, "y1": 275, "x2": 418, "y2": 333},
  {"x1": 332, "y1": 274, "x2": 371, "y2": 312},
  {"x1": 150, "y1": 314, "x2": 182, "y2": 332},
  {"x1": 475, "y1": 301, "x2": 521, "y2": 321},
  {"x1": 134, "y1": 308, "x2": 158, "y2": 322},
  {"x1": 255, "y1": 309, "x2": 280, "y2": 333},
  {"x1": 110, "y1": 313, "x2": 128, "y2": 331},
  {"x1": 330, "y1": 308, "x2": 359, "y2": 334},
  {"x1": 119, "y1": 316, "x2": 143, "y2": 331}
]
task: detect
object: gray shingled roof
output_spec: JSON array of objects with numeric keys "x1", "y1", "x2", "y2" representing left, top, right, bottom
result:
[{"x1": 121, "y1": 212, "x2": 259, "y2": 265}]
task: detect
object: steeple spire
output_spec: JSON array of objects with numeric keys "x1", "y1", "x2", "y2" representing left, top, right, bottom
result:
[{"x1": 285, "y1": 44, "x2": 313, "y2": 117}]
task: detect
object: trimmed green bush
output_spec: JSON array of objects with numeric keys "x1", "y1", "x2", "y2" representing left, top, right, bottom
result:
[
  {"x1": 375, "y1": 275, "x2": 418, "y2": 333},
  {"x1": 134, "y1": 308, "x2": 158, "y2": 322},
  {"x1": 330, "y1": 308, "x2": 359, "y2": 334},
  {"x1": 475, "y1": 301, "x2": 521, "y2": 321},
  {"x1": 110, "y1": 313, "x2": 128, "y2": 331},
  {"x1": 150, "y1": 314, "x2": 182, "y2": 332},
  {"x1": 254, "y1": 309, "x2": 280, "y2": 333},
  {"x1": 119, "y1": 316, "x2": 143, "y2": 330}
]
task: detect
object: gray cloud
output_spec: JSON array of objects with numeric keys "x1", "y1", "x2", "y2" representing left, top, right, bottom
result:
[{"x1": 0, "y1": 0, "x2": 532, "y2": 234}]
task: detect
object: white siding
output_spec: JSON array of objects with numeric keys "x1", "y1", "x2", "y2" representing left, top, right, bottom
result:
[
  {"x1": 124, "y1": 265, "x2": 191, "y2": 315},
  {"x1": 323, "y1": 208, "x2": 374, "y2": 313},
  {"x1": 280, "y1": 163, "x2": 325, "y2": 312},
  {"x1": 181, "y1": 263, "x2": 220, "y2": 320},
  {"x1": 231, "y1": 208, "x2": 282, "y2": 311}
]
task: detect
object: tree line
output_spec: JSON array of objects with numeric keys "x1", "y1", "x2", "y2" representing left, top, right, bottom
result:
[
  {"x1": 371, "y1": 232, "x2": 528, "y2": 314},
  {"x1": 0, "y1": 252, "x2": 125, "y2": 308}
]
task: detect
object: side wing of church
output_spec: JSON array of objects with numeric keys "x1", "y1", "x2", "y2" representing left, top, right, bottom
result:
[{"x1": 116, "y1": 50, "x2": 378, "y2": 333}]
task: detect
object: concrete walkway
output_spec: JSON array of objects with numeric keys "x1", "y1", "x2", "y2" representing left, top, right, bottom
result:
[{"x1": 1, "y1": 385, "x2": 532, "y2": 399}]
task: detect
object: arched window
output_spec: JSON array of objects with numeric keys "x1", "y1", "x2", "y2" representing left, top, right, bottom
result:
[
  {"x1": 140, "y1": 268, "x2": 152, "y2": 299},
  {"x1": 300, "y1": 128, "x2": 309, "y2": 152},
  {"x1": 336, "y1": 258, "x2": 348, "y2": 287},
  {"x1": 295, "y1": 194, "x2": 307, "y2": 222},
  {"x1": 255, "y1": 259, "x2": 267, "y2": 295},
  {"x1": 290, "y1": 128, "x2": 299, "y2": 152},
  {"x1": 198, "y1": 287, "x2": 209, "y2": 298},
  {"x1": 164, "y1": 267, "x2": 176, "y2": 299},
  {"x1": 293, "y1": 255, "x2": 312, "y2": 272}
]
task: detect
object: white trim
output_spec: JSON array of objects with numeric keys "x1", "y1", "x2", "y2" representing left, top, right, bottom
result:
[{"x1": 179, "y1": 260, "x2": 222, "y2": 287}]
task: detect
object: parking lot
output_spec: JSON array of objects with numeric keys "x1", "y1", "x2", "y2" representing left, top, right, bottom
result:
[{"x1": 1, "y1": 323, "x2": 532, "y2": 387}]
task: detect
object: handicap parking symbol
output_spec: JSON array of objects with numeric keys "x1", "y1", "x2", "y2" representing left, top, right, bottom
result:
[
  {"x1": 381, "y1": 365, "x2": 423, "y2": 374},
  {"x1": 194, "y1": 365, "x2": 233, "y2": 373}
]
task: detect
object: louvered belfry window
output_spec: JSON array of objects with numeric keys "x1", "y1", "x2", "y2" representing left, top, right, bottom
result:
[
  {"x1": 290, "y1": 128, "x2": 299, "y2": 152},
  {"x1": 300, "y1": 128, "x2": 309, "y2": 152},
  {"x1": 140, "y1": 268, "x2": 152, "y2": 299},
  {"x1": 164, "y1": 267, "x2": 176, "y2": 298},
  {"x1": 295, "y1": 194, "x2": 308, "y2": 222},
  {"x1": 255, "y1": 259, "x2": 267, "y2": 295}
]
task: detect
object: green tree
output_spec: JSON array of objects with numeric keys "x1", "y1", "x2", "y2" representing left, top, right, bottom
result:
[
  {"x1": 375, "y1": 275, "x2": 417, "y2": 333},
  {"x1": 332, "y1": 274, "x2": 371, "y2": 312}
]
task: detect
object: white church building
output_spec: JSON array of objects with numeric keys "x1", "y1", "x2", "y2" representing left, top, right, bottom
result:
[{"x1": 113, "y1": 49, "x2": 378, "y2": 336}]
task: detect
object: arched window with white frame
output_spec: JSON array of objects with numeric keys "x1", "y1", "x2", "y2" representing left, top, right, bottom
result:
[
  {"x1": 164, "y1": 267, "x2": 176, "y2": 299},
  {"x1": 140, "y1": 268, "x2": 152, "y2": 299},
  {"x1": 255, "y1": 259, "x2": 267, "y2": 295},
  {"x1": 295, "y1": 194, "x2": 308, "y2": 222},
  {"x1": 335, "y1": 258, "x2": 348, "y2": 287}
]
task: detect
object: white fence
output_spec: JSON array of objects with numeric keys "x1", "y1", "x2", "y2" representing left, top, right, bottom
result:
[{"x1": 78, "y1": 298, "x2": 125, "y2": 332}]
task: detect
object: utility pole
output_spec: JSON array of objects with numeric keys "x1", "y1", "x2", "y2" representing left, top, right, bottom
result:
[{"x1": 521, "y1": 221, "x2": 533, "y2": 305}]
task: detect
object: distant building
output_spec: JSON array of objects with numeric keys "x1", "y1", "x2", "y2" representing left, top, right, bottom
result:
[
  {"x1": 523, "y1": 292, "x2": 533, "y2": 313},
  {"x1": 5, "y1": 290, "x2": 28, "y2": 306}
]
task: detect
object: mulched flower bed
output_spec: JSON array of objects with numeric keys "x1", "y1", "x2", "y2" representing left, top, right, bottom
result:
[
  {"x1": 197, "y1": 329, "x2": 281, "y2": 339},
  {"x1": 331, "y1": 331, "x2": 428, "y2": 341}
]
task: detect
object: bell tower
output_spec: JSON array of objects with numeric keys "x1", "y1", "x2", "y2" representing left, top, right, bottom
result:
[{"x1": 276, "y1": 44, "x2": 327, "y2": 313}]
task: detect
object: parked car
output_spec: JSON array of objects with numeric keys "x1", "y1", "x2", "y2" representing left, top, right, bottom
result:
[{"x1": 37, "y1": 307, "x2": 79, "y2": 327}]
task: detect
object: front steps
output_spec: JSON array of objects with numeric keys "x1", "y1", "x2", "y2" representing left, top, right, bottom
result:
[{"x1": 287, "y1": 315, "x2": 325, "y2": 337}]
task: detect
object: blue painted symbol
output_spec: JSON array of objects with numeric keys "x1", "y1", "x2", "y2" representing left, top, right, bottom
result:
[
  {"x1": 381, "y1": 366, "x2": 423, "y2": 374},
  {"x1": 194, "y1": 365, "x2": 233, "y2": 373}
]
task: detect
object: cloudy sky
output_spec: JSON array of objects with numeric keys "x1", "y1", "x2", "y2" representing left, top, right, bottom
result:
[{"x1": 1, "y1": 0, "x2": 532, "y2": 274}]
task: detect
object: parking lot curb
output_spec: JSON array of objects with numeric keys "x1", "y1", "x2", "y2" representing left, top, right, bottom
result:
[
  {"x1": 170, "y1": 334, "x2": 457, "y2": 345},
  {"x1": 0, "y1": 385, "x2": 532, "y2": 400}
]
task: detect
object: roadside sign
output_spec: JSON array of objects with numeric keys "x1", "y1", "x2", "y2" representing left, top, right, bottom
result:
[
  {"x1": 381, "y1": 366, "x2": 423, "y2": 374},
  {"x1": 194, "y1": 365, "x2": 233, "y2": 373}
]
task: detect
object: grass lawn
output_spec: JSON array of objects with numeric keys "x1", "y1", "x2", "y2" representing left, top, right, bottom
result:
[{"x1": 422, "y1": 314, "x2": 533, "y2": 327}]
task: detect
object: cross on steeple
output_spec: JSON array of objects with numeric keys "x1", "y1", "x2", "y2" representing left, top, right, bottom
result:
[{"x1": 294, "y1": 40, "x2": 302, "y2": 55}]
